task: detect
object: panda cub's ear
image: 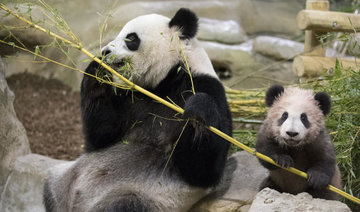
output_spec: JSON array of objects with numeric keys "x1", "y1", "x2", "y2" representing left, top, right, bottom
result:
[
  {"x1": 265, "y1": 85, "x2": 284, "y2": 107},
  {"x1": 314, "y1": 92, "x2": 331, "y2": 115},
  {"x1": 169, "y1": 8, "x2": 198, "y2": 39}
]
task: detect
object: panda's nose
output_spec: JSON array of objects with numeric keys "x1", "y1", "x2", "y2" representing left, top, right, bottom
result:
[
  {"x1": 101, "y1": 50, "x2": 111, "y2": 56},
  {"x1": 286, "y1": 131, "x2": 299, "y2": 137}
]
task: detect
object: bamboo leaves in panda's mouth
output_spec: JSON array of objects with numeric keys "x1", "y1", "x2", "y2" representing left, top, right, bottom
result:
[{"x1": 95, "y1": 55, "x2": 135, "y2": 92}]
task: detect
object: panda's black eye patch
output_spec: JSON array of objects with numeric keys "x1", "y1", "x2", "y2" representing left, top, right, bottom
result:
[
  {"x1": 124, "y1": 33, "x2": 140, "y2": 51},
  {"x1": 277, "y1": 111, "x2": 288, "y2": 126},
  {"x1": 300, "y1": 113, "x2": 311, "y2": 128}
]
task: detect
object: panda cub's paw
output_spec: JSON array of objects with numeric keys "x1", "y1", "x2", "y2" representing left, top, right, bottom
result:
[
  {"x1": 307, "y1": 169, "x2": 331, "y2": 189},
  {"x1": 183, "y1": 93, "x2": 219, "y2": 132},
  {"x1": 270, "y1": 154, "x2": 294, "y2": 168}
]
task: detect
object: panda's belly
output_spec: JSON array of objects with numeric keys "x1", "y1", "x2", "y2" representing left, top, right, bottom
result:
[
  {"x1": 270, "y1": 150, "x2": 311, "y2": 194},
  {"x1": 68, "y1": 143, "x2": 207, "y2": 212},
  {"x1": 270, "y1": 169, "x2": 308, "y2": 194}
]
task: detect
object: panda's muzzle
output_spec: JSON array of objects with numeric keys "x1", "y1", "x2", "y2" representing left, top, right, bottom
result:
[
  {"x1": 112, "y1": 60, "x2": 125, "y2": 68},
  {"x1": 283, "y1": 137, "x2": 303, "y2": 147}
]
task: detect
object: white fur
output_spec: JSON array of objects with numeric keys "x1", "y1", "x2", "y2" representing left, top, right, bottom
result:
[
  {"x1": 267, "y1": 87, "x2": 325, "y2": 147},
  {"x1": 102, "y1": 13, "x2": 217, "y2": 88},
  {"x1": 279, "y1": 107, "x2": 308, "y2": 146}
]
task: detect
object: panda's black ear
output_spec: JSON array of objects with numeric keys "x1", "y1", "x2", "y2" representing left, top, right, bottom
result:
[
  {"x1": 265, "y1": 85, "x2": 284, "y2": 107},
  {"x1": 314, "y1": 92, "x2": 331, "y2": 115},
  {"x1": 169, "y1": 8, "x2": 198, "y2": 39}
]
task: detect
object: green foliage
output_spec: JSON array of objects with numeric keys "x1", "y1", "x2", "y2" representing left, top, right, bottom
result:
[
  {"x1": 318, "y1": 64, "x2": 360, "y2": 210},
  {"x1": 230, "y1": 129, "x2": 257, "y2": 155}
]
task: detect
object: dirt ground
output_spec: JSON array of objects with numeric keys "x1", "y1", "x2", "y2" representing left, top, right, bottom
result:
[{"x1": 7, "y1": 73, "x2": 84, "y2": 161}]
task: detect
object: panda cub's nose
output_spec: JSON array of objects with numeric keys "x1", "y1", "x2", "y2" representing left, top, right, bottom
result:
[{"x1": 286, "y1": 131, "x2": 299, "y2": 137}]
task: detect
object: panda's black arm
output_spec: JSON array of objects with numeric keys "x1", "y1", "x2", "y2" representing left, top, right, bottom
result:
[
  {"x1": 255, "y1": 132, "x2": 294, "y2": 170},
  {"x1": 81, "y1": 60, "x2": 126, "y2": 152},
  {"x1": 306, "y1": 130, "x2": 336, "y2": 189},
  {"x1": 173, "y1": 76, "x2": 232, "y2": 188}
]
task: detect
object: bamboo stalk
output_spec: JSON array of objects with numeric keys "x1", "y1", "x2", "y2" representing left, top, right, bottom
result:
[
  {"x1": 228, "y1": 99, "x2": 264, "y2": 105},
  {"x1": 1, "y1": 3, "x2": 359, "y2": 205}
]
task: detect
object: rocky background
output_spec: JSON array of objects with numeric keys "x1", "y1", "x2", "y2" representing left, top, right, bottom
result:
[
  {"x1": 1, "y1": 0, "x2": 309, "y2": 90},
  {"x1": 0, "y1": 0, "x2": 357, "y2": 211}
]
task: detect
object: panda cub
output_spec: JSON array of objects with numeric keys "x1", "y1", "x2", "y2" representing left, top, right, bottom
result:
[
  {"x1": 256, "y1": 85, "x2": 342, "y2": 200},
  {"x1": 43, "y1": 8, "x2": 232, "y2": 212}
]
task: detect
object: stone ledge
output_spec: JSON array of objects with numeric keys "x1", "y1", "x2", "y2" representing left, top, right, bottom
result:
[
  {"x1": 249, "y1": 188, "x2": 351, "y2": 212},
  {"x1": 0, "y1": 154, "x2": 66, "y2": 212}
]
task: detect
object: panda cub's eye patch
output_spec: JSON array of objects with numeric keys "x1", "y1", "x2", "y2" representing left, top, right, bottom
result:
[
  {"x1": 300, "y1": 113, "x2": 311, "y2": 128},
  {"x1": 277, "y1": 111, "x2": 288, "y2": 126},
  {"x1": 124, "y1": 33, "x2": 140, "y2": 51}
]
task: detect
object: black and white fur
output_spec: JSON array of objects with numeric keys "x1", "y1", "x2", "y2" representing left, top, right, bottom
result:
[
  {"x1": 256, "y1": 85, "x2": 342, "y2": 200},
  {"x1": 43, "y1": 8, "x2": 232, "y2": 212}
]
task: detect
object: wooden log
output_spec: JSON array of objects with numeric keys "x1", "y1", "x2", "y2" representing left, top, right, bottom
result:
[
  {"x1": 293, "y1": 55, "x2": 358, "y2": 77},
  {"x1": 306, "y1": 0, "x2": 329, "y2": 11},
  {"x1": 298, "y1": 10, "x2": 360, "y2": 32},
  {"x1": 304, "y1": 0, "x2": 329, "y2": 56}
]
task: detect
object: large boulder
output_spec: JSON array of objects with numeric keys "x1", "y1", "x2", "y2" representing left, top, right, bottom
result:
[
  {"x1": 238, "y1": 0, "x2": 303, "y2": 36},
  {"x1": 198, "y1": 18, "x2": 247, "y2": 44},
  {"x1": 200, "y1": 40, "x2": 262, "y2": 73},
  {"x1": 0, "y1": 154, "x2": 67, "y2": 212},
  {"x1": 0, "y1": 4, "x2": 84, "y2": 90},
  {"x1": 0, "y1": 58, "x2": 67, "y2": 211},
  {"x1": 191, "y1": 151, "x2": 268, "y2": 212},
  {"x1": 253, "y1": 36, "x2": 304, "y2": 60},
  {"x1": 249, "y1": 188, "x2": 351, "y2": 212},
  {"x1": 0, "y1": 58, "x2": 30, "y2": 197}
]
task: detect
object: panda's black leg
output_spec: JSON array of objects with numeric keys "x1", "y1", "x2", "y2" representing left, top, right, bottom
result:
[
  {"x1": 174, "y1": 92, "x2": 230, "y2": 188},
  {"x1": 103, "y1": 193, "x2": 155, "y2": 212},
  {"x1": 306, "y1": 188, "x2": 339, "y2": 200},
  {"x1": 81, "y1": 59, "x2": 125, "y2": 152},
  {"x1": 43, "y1": 179, "x2": 56, "y2": 212},
  {"x1": 259, "y1": 176, "x2": 282, "y2": 192}
]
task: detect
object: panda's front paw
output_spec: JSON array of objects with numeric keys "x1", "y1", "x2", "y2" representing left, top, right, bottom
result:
[
  {"x1": 307, "y1": 170, "x2": 331, "y2": 189},
  {"x1": 85, "y1": 58, "x2": 103, "y2": 75},
  {"x1": 270, "y1": 154, "x2": 294, "y2": 168},
  {"x1": 183, "y1": 93, "x2": 218, "y2": 126}
]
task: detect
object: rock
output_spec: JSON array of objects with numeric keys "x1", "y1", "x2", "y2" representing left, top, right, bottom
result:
[
  {"x1": 0, "y1": 57, "x2": 68, "y2": 211},
  {"x1": 0, "y1": 4, "x2": 53, "y2": 50},
  {"x1": 200, "y1": 40, "x2": 262, "y2": 73},
  {"x1": 253, "y1": 36, "x2": 304, "y2": 60},
  {"x1": 0, "y1": 154, "x2": 68, "y2": 212},
  {"x1": 238, "y1": 0, "x2": 303, "y2": 36},
  {"x1": 190, "y1": 151, "x2": 268, "y2": 212},
  {"x1": 253, "y1": 53, "x2": 299, "y2": 84},
  {"x1": 240, "y1": 204, "x2": 251, "y2": 212},
  {"x1": 198, "y1": 18, "x2": 247, "y2": 44},
  {"x1": 0, "y1": 58, "x2": 30, "y2": 197},
  {"x1": 0, "y1": 4, "x2": 84, "y2": 90},
  {"x1": 1, "y1": 0, "x2": 304, "y2": 91},
  {"x1": 249, "y1": 188, "x2": 351, "y2": 212}
]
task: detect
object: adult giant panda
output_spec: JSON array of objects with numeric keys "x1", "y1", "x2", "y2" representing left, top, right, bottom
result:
[
  {"x1": 43, "y1": 8, "x2": 232, "y2": 212},
  {"x1": 256, "y1": 85, "x2": 342, "y2": 200}
]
